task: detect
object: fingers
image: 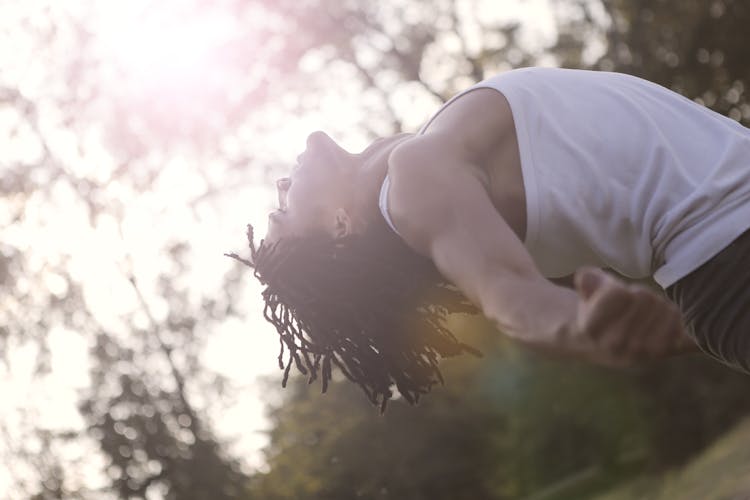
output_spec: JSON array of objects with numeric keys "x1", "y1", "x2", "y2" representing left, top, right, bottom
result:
[
  {"x1": 620, "y1": 294, "x2": 674, "y2": 359},
  {"x1": 574, "y1": 267, "x2": 607, "y2": 300},
  {"x1": 576, "y1": 274, "x2": 631, "y2": 339},
  {"x1": 574, "y1": 270, "x2": 685, "y2": 364}
]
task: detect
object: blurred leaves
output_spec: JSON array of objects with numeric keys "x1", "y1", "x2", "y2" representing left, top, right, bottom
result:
[
  {"x1": 79, "y1": 333, "x2": 249, "y2": 499},
  {"x1": 593, "y1": 0, "x2": 750, "y2": 124},
  {"x1": 253, "y1": 319, "x2": 750, "y2": 500},
  {"x1": 2, "y1": 0, "x2": 750, "y2": 498}
]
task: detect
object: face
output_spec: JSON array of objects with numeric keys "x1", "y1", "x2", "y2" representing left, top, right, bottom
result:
[
  {"x1": 265, "y1": 131, "x2": 358, "y2": 245},
  {"x1": 265, "y1": 131, "x2": 409, "y2": 245}
]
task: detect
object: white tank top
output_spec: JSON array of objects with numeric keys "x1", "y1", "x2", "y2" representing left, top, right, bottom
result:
[{"x1": 379, "y1": 67, "x2": 750, "y2": 288}]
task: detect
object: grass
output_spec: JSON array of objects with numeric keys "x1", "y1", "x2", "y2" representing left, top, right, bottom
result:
[{"x1": 590, "y1": 417, "x2": 750, "y2": 500}]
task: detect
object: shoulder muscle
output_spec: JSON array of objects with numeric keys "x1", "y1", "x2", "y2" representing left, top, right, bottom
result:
[{"x1": 386, "y1": 136, "x2": 541, "y2": 299}]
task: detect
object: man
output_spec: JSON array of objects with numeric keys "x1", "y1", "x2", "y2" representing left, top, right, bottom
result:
[{"x1": 234, "y1": 67, "x2": 750, "y2": 409}]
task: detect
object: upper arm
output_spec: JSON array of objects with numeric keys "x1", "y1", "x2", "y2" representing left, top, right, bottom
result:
[{"x1": 386, "y1": 138, "x2": 576, "y2": 339}]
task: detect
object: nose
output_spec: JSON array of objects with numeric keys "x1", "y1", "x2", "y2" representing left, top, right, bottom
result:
[
  {"x1": 306, "y1": 130, "x2": 331, "y2": 149},
  {"x1": 305, "y1": 130, "x2": 351, "y2": 162}
]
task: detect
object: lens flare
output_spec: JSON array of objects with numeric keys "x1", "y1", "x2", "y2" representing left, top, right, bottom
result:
[{"x1": 97, "y1": 1, "x2": 238, "y2": 97}]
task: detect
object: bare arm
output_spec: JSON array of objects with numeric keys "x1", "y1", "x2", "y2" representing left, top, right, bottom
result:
[{"x1": 387, "y1": 138, "x2": 696, "y2": 365}]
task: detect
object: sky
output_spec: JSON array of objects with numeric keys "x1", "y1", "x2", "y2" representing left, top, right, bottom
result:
[{"x1": 0, "y1": 0, "x2": 568, "y2": 495}]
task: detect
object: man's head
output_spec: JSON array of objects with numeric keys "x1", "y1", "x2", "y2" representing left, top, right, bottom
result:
[
  {"x1": 230, "y1": 131, "x2": 478, "y2": 412},
  {"x1": 265, "y1": 131, "x2": 411, "y2": 245}
]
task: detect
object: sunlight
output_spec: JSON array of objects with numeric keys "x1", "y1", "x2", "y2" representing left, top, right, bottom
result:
[{"x1": 97, "y1": 0, "x2": 238, "y2": 95}]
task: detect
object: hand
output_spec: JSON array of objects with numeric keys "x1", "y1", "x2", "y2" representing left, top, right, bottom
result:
[{"x1": 572, "y1": 267, "x2": 691, "y2": 366}]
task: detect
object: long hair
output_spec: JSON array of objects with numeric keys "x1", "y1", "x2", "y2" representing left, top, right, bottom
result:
[{"x1": 227, "y1": 221, "x2": 480, "y2": 413}]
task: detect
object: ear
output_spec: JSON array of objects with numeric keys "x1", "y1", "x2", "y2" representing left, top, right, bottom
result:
[{"x1": 333, "y1": 208, "x2": 352, "y2": 239}]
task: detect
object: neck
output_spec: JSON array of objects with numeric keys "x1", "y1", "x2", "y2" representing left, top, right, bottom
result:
[{"x1": 351, "y1": 133, "x2": 414, "y2": 227}]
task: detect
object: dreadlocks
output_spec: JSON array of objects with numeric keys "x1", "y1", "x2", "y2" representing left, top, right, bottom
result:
[{"x1": 226, "y1": 221, "x2": 480, "y2": 413}]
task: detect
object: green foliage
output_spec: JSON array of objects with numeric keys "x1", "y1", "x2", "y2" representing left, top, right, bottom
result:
[
  {"x1": 253, "y1": 314, "x2": 750, "y2": 499},
  {"x1": 252, "y1": 317, "x2": 507, "y2": 500},
  {"x1": 252, "y1": 318, "x2": 634, "y2": 498},
  {"x1": 595, "y1": 0, "x2": 750, "y2": 124},
  {"x1": 79, "y1": 333, "x2": 250, "y2": 499},
  {"x1": 4, "y1": 0, "x2": 750, "y2": 497},
  {"x1": 591, "y1": 417, "x2": 750, "y2": 500}
]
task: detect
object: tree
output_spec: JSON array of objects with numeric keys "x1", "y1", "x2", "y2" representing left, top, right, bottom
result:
[
  {"x1": 253, "y1": 317, "x2": 644, "y2": 499},
  {"x1": 250, "y1": 0, "x2": 750, "y2": 497},
  {"x1": 0, "y1": 0, "x2": 296, "y2": 496},
  {"x1": 3, "y1": 0, "x2": 750, "y2": 497},
  {"x1": 594, "y1": 0, "x2": 750, "y2": 124}
]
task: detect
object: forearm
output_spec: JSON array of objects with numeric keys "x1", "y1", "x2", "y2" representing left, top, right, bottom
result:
[
  {"x1": 481, "y1": 271, "x2": 698, "y2": 365},
  {"x1": 480, "y1": 274, "x2": 585, "y2": 353}
]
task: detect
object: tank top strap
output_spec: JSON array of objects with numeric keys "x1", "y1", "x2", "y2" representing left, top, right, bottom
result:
[{"x1": 378, "y1": 174, "x2": 402, "y2": 236}]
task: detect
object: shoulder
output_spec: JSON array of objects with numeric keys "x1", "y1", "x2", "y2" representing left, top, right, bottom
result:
[
  {"x1": 381, "y1": 132, "x2": 549, "y2": 326},
  {"x1": 388, "y1": 133, "x2": 459, "y2": 171},
  {"x1": 384, "y1": 133, "x2": 488, "y2": 253},
  {"x1": 386, "y1": 131, "x2": 462, "y2": 197}
]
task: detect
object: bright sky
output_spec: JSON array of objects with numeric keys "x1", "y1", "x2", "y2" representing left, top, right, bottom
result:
[{"x1": 0, "y1": 0, "x2": 588, "y2": 495}]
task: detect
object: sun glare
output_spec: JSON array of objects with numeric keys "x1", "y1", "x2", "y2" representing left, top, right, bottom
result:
[{"x1": 97, "y1": 1, "x2": 238, "y2": 92}]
